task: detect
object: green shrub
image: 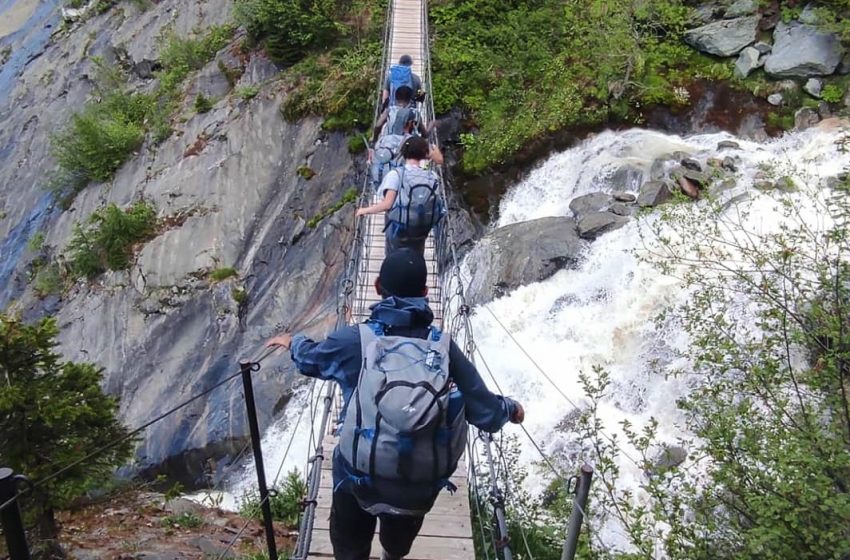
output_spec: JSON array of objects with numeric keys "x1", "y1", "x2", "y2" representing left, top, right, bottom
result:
[
  {"x1": 209, "y1": 267, "x2": 238, "y2": 281},
  {"x1": 236, "y1": 85, "x2": 261, "y2": 100},
  {"x1": 33, "y1": 263, "x2": 63, "y2": 298},
  {"x1": 306, "y1": 187, "x2": 359, "y2": 228},
  {"x1": 194, "y1": 93, "x2": 213, "y2": 113},
  {"x1": 822, "y1": 83, "x2": 844, "y2": 104},
  {"x1": 67, "y1": 201, "x2": 158, "y2": 279},
  {"x1": 297, "y1": 165, "x2": 316, "y2": 180},
  {"x1": 161, "y1": 512, "x2": 203, "y2": 529},
  {"x1": 347, "y1": 135, "x2": 367, "y2": 154},
  {"x1": 239, "y1": 469, "x2": 306, "y2": 527},
  {"x1": 0, "y1": 316, "x2": 133, "y2": 540},
  {"x1": 234, "y1": 0, "x2": 337, "y2": 64},
  {"x1": 28, "y1": 231, "x2": 45, "y2": 253},
  {"x1": 231, "y1": 287, "x2": 248, "y2": 305}
]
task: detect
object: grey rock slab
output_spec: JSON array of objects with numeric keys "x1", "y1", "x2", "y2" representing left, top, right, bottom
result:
[
  {"x1": 609, "y1": 163, "x2": 644, "y2": 191},
  {"x1": 680, "y1": 158, "x2": 702, "y2": 172},
  {"x1": 569, "y1": 192, "x2": 610, "y2": 220},
  {"x1": 795, "y1": 107, "x2": 820, "y2": 130},
  {"x1": 684, "y1": 16, "x2": 759, "y2": 57},
  {"x1": 577, "y1": 211, "x2": 629, "y2": 240},
  {"x1": 609, "y1": 202, "x2": 633, "y2": 217},
  {"x1": 717, "y1": 140, "x2": 741, "y2": 150},
  {"x1": 638, "y1": 181, "x2": 673, "y2": 207},
  {"x1": 804, "y1": 77, "x2": 823, "y2": 98},
  {"x1": 767, "y1": 92, "x2": 783, "y2": 106},
  {"x1": 651, "y1": 446, "x2": 688, "y2": 473},
  {"x1": 734, "y1": 46, "x2": 763, "y2": 78},
  {"x1": 764, "y1": 22, "x2": 845, "y2": 77},
  {"x1": 465, "y1": 216, "x2": 586, "y2": 305},
  {"x1": 725, "y1": 0, "x2": 758, "y2": 18},
  {"x1": 611, "y1": 191, "x2": 637, "y2": 203},
  {"x1": 753, "y1": 41, "x2": 773, "y2": 55}
]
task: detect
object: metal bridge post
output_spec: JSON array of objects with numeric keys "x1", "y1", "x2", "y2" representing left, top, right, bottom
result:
[
  {"x1": 0, "y1": 468, "x2": 32, "y2": 560},
  {"x1": 240, "y1": 361, "x2": 278, "y2": 560},
  {"x1": 480, "y1": 433, "x2": 513, "y2": 560},
  {"x1": 561, "y1": 464, "x2": 594, "y2": 560}
]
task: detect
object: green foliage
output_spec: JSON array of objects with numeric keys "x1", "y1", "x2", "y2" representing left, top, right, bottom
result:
[
  {"x1": 239, "y1": 469, "x2": 306, "y2": 527},
  {"x1": 163, "y1": 481, "x2": 184, "y2": 503},
  {"x1": 0, "y1": 316, "x2": 134, "y2": 538},
  {"x1": 429, "y1": 0, "x2": 709, "y2": 172},
  {"x1": 236, "y1": 85, "x2": 261, "y2": 100},
  {"x1": 297, "y1": 165, "x2": 316, "y2": 180},
  {"x1": 194, "y1": 93, "x2": 213, "y2": 113},
  {"x1": 822, "y1": 83, "x2": 844, "y2": 104},
  {"x1": 234, "y1": 0, "x2": 338, "y2": 65},
  {"x1": 306, "y1": 187, "x2": 359, "y2": 227},
  {"x1": 209, "y1": 267, "x2": 238, "y2": 281},
  {"x1": 67, "y1": 201, "x2": 158, "y2": 279},
  {"x1": 767, "y1": 110, "x2": 795, "y2": 131},
  {"x1": 161, "y1": 512, "x2": 203, "y2": 528},
  {"x1": 347, "y1": 135, "x2": 367, "y2": 153},
  {"x1": 231, "y1": 287, "x2": 249, "y2": 305},
  {"x1": 33, "y1": 263, "x2": 63, "y2": 298},
  {"x1": 28, "y1": 231, "x2": 45, "y2": 253}
]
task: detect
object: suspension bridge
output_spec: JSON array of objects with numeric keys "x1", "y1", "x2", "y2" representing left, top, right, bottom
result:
[{"x1": 0, "y1": 1, "x2": 605, "y2": 559}]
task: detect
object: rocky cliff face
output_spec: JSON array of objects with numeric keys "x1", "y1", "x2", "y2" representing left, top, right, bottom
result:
[{"x1": 0, "y1": 0, "x2": 359, "y2": 486}]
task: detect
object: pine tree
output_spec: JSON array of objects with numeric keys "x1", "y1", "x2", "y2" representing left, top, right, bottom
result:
[{"x1": 0, "y1": 315, "x2": 134, "y2": 555}]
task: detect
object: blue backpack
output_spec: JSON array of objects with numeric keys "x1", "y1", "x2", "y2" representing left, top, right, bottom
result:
[{"x1": 389, "y1": 64, "x2": 414, "y2": 104}]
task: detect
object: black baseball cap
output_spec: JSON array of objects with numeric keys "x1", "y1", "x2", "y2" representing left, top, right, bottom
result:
[{"x1": 378, "y1": 249, "x2": 427, "y2": 297}]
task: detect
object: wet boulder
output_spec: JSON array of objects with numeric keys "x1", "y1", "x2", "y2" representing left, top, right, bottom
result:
[
  {"x1": 764, "y1": 22, "x2": 845, "y2": 77},
  {"x1": 638, "y1": 181, "x2": 673, "y2": 207},
  {"x1": 649, "y1": 446, "x2": 688, "y2": 475},
  {"x1": 795, "y1": 107, "x2": 820, "y2": 130},
  {"x1": 465, "y1": 217, "x2": 586, "y2": 305},
  {"x1": 684, "y1": 16, "x2": 759, "y2": 57},
  {"x1": 569, "y1": 192, "x2": 610, "y2": 221},
  {"x1": 734, "y1": 46, "x2": 763, "y2": 78},
  {"x1": 577, "y1": 211, "x2": 629, "y2": 240},
  {"x1": 609, "y1": 164, "x2": 644, "y2": 192}
]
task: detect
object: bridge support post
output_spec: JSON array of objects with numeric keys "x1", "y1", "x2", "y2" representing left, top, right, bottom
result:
[
  {"x1": 561, "y1": 464, "x2": 594, "y2": 560},
  {"x1": 0, "y1": 468, "x2": 32, "y2": 560},
  {"x1": 480, "y1": 432, "x2": 513, "y2": 560},
  {"x1": 240, "y1": 360, "x2": 279, "y2": 560}
]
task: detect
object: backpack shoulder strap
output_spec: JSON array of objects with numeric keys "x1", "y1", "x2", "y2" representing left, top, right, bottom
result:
[{"x1": 359, "y1": 323, "x2": 381, "y2": 358}]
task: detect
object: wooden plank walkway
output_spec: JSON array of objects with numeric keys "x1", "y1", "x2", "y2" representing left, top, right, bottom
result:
[{"x1": 305, "y1": 1, "x2": 473, "y2": 558}]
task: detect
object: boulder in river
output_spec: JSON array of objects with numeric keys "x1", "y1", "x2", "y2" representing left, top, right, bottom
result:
[
  {"x1": 638, "y1": 181, "x2": 673, "y2": 207},
  {"x1": 465, "y1": 217, "x2": 586, "y2": 305},
  {"x1": 569, "y1": 192, "x2": 610, "y2": 221},
  {"x1": 795, "y1": 107, "x2": 820, "y2": 130},
  {"x1": 577, "y1": 211, "x2": 629, "y2": 240},
  {"x1": 609, "y1": 164, "x2": 644, "y2": 191},
  {"x1": 650, "y1": 445, "x2": 688, "y2": 474},
  {"x1": 764, "y1": 22, "x2": 845, "y2": 78},
  {"x1": 684, "y1": 16, "x2": 759, "y2": 57}
]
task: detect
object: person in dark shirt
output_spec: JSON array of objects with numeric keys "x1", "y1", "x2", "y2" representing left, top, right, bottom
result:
[{"x1": 267, "y1": 249, "x2": 524, "y2": 560}]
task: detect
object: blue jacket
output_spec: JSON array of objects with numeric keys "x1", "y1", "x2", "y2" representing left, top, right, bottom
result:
[{"x1": 290, "y1": 296, "x2": 518, "y2": 510}]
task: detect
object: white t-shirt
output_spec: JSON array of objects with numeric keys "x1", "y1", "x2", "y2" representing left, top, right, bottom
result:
[{"x1": 378, "y1": 163, "x2": 422, "y2": 198}]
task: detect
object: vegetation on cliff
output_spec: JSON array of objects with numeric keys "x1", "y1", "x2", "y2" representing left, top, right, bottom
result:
[{"x1": 0, "y1": 316, "x2": 133, "y2": 555}]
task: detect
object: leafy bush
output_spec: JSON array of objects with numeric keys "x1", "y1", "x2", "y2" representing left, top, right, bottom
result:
[
  {"x1": 347, "y1": 134, "x2": 367, "y2": 154},
  {"x1": 28, "y1": 231, "x2": 45, "y2": 252},
  {"x1": 231, "y1": 287, "x2": 248, "y2": 305},
  {"x1": 67, "y1": 201, "x2": 158, "y2": 279},
  {"x1": 33, "y1": 263, "x2": 63, "y2": 298},
  {"x1": 161, "y1": 512, "x2": 203, "y2": 528},
  {"x1": 236, "y1": 85, "x2": 261, "y2": 100},
  {"x1": 239, "y1": 469, "x2": 306, "y2": 527},
  {"x1": 194, "y1": 93, "x2": 213, "y2": 113},
  {"x1": 822, "y1": 83, "x2": 844, "y2": 104},
  {"x1": 209, "y1": 267, "x2": 238, "y2": 281},
  {"x1": 0, "y1": 316, "x2": 134, "y2": 541},
  {"x1": 234, "y1": 0, "x2": 337, "y2": 64}
]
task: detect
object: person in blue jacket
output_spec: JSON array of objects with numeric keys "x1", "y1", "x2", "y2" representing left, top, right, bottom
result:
[{"x1": 266, "y1": 249, "x2": 524, "y2": 560}]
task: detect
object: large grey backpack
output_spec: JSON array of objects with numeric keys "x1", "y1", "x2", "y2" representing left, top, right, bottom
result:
[
  {"x1": 339, "y1": 324, "x2": 467, "y2": 484},
  {"x1": 386, "y1": 167, "x2": 443, "y2": 239}
]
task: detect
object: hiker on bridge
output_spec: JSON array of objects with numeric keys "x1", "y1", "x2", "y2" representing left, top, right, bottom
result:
[
  {"x1": 266, "y1": 248, "x2": 524, "y2": 560},
  {"x1": 382, "y1": 54, "x2": 424, "y2": 110},
  {"x1": 357, "y1": 136, "x2": 444, "y2": 258},
  {"x1": 373, "y1": 85, "x2": 430, "y2": 143}
]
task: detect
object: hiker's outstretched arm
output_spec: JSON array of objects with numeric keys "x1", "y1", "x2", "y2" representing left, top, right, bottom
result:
[
  {"x1": 285, "y1": 327, "x2": 361, "y2": 387},
  {"x1": 429, "y1": 144, "x2": 444, "y2": 165},
  {"x1": 373, "y1": 110, "x2": 389, "y2": 142},
  {"x1": 449, "y1": 341, "x2": 521, "y2": 432},
  {"x1": 356, "y1": 188, "x2": 397, "y2": 217}
]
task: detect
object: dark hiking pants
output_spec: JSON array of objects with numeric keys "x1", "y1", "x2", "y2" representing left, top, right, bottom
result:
[
  {"x1": 385, "y1": 232, "x2": 427, "y2": 259},
  {"x1": 329, "y1": 489, "x2": 424, "y2": 560}
]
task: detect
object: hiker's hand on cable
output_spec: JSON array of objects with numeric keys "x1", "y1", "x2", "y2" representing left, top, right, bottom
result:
[
  {"x1": 510, "y1": 402, "x2": 525, "y2": 424},
  {"x1": 266, "y1": 333, "x2": 292, "y2": 350},
  {"x1": 356, "y1": 207, "x2": 370, "y2": 217}
]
